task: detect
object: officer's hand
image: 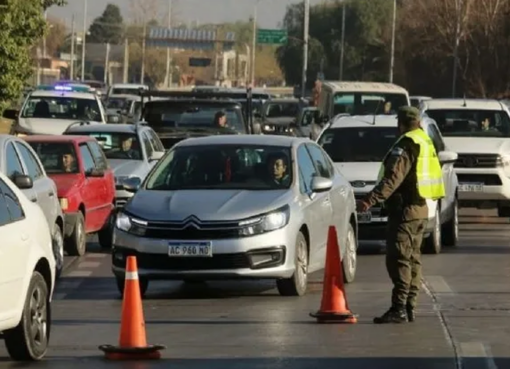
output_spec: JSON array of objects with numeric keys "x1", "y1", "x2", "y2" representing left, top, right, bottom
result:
[{"x1": 356, "y1": 200, "x2": 370, "y2": 213}]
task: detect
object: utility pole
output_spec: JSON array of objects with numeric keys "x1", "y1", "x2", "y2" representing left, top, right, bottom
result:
[
  {"x1": 70, "y1": 15, "x2": 75, "y2": 80},
  {"x1": 452, "y1": 0, "x2": 462, "y2": 97},
  {"x1": 140, "y1": 22, "x2": 147, "y2": 84},
  {"x1": 123, "y1": 38, "x2": 129, "y2": 83},
  {"x1": 165, "y1": 0, "x2": 173, "y2": 88},
  {"x1": 250, "y1": 2, "x2": 258, "y2": 86},
  {"x1": 389, "y1": 0, "x2": 396, "y2": 83},
  {"x1": 80, "y1": 0, "x2": 87, "y2": 81},
  {"x1": 42, "y1": 10, "x2": 48, "y2": 58},
  {"x1": 301, "y1": 0, "x2": 310, "y2": 98},
  {"x1": 104, "y1": 43, "x2": 110, "y2": 84},
  {"x1": 339, "y1": 2, "x2": 346, "y2": 80}
]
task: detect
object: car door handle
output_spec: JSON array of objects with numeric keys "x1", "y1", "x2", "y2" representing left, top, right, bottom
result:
[{"x1": 30, "y1": 197, "x2": 37, "y2": 203}]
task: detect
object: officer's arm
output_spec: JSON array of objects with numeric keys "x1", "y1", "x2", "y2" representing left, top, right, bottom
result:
[{"x1": 363, "y1": 140, "x2": 415, "y2": 207}]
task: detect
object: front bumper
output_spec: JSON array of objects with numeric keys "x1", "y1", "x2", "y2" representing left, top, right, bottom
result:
[
  {"x1": 455, "y1": 168, "x2": 510, "y2": 206},
  {"x1": 111, "y1": 227, "x2": 295, "y2": 280}
]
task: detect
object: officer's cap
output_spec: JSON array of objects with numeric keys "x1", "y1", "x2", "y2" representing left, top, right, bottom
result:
[{"x1": 397, "y1": 106, "x2": 420, "y2": 123}]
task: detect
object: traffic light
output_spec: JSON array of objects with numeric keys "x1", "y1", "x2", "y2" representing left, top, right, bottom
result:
[{"x1": 189, "y1": 58, "x2": 212, "y2": 67}]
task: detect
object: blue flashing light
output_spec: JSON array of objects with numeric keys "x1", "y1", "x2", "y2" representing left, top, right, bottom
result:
[
  {"x1": 35, "y1": 84, "x2": 91, "y2": 93},
  {"x1": 54, "y1": 85, "x2": 73, "y2": 91}
]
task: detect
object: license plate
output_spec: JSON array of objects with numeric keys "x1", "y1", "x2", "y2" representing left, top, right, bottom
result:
[
  {"x1": 168, "y1": 241, "x2": 212, "y2": 257},
  {"x1": 458, "y1": 183, "x2": 484, "y2": 192},
  {"x1": 357, "y1": 211, "x2": 372, "y2": 223}
]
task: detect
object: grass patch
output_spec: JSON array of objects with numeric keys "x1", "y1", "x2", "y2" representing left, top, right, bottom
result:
[{"x1": 0, "y1": 118, "x2": 13, "y2": 134}]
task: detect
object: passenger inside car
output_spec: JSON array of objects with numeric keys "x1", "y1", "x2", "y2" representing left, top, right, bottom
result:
[
  {"x1": 62, "y1": 150, "x2": 77, "y2": 173},
  {"x1": 267, "y1": 152, "x2": 291, "y2": 187}
]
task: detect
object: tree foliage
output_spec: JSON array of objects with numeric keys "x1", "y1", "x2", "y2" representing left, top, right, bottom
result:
[
  {"x1": 88, "y1": 4, "x2": 124, "y2": 45},
  {"x1": 0, "y1": 0, "x2": 64, "y2": 110}
]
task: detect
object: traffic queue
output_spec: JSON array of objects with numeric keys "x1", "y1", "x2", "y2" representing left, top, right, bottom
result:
[{"x1": 2, "y1": 79, "x2": 510, "y2": 359}]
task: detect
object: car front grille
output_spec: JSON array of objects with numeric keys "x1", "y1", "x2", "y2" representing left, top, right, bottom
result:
[
  {"x1": 142, "y1": 218, "x2": 243, "y2": 240},
  {"x1": 455, "y1": 154, "x2": 500, "y2": 168}
]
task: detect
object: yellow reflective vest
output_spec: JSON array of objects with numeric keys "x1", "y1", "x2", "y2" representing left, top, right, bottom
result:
[{"x1": 377, "y1": 128, "x2": 445, "y2": 200}]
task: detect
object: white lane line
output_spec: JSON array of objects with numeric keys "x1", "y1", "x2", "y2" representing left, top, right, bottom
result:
[
  {"x1": 67, "y1": 270, "x2": 92, "y2": 277},
  {"x1": 78, "y1": 261, "x2": 101, "y2": 268},
  {"x1": 459, "y1": 342, "x2": 498, "y2": 369},
  {"x1": 86, "y1": 253, "x2": 107, "y2": 258},
  {"x1": 426, "y1": 276, "x2": 454, "y2": 294}
]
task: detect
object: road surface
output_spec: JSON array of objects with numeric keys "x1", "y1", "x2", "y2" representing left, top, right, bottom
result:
[{"x1": 0, "y1": 209, "x2": 509, "y2": 369}]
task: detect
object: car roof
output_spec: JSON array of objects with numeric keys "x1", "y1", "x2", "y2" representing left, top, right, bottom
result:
[
  {"x1": 327, "y1": 114, "x2": 436, "y2": 129},
  {"x1": 264, "y1": 99, "x2": 300, "y2": 103},
  {"x1": 107, "y1": 94, "x2": 141, "y2": 101},
  {"x1": 175, "y1": 134, "x2": 310, "y2": 148},
  {"x1": 422, "y1": 98, "x2": 504, "y2": 111},
  {"x1": 23, "y1": 135, "x2": 94, "y2": 144},
  {"x1": 145, "y1": 99, "x2": 242, "y2": 107},
  {"x1": 322, "y1": 81, "x2": 408, "y2": 94},
  {"x1": 65, "y1": 123, "x2": 144, "y2": 134},
  {"x1": 111, "y1": 83, "x2": 148, "y2": 88},
  {"x1": 29, "y1": 90, "x2": 97, "y2": 99}
]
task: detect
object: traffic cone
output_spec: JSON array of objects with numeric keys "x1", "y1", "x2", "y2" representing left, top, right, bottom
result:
[
  {"x1": 310, "y1": 226, "x2": 358, "y2": 323},
  {"x1": 99, "y1": 256, "x2": 165, "y2": 360}
]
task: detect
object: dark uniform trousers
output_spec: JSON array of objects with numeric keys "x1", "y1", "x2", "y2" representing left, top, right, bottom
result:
[{"x1": 386, "y1": 215, "x2": 427, "y2": 309}]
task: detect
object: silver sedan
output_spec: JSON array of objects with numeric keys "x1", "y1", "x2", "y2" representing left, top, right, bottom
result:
[{"x1": 111, "y1": 135, "x2": 359, "y2": 297}]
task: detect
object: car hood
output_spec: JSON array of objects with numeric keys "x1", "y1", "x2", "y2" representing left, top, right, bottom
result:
[
  {"x1": 19, "y1": 118, "x2": 101, "y2": 135},
  {"x1": 444, "y1": 137, "x2": 510, "y2": 154},
  {"x1": 125, "y1": 189, "x2": 291, "y2": 221},
  {"x1": 49, "y1": 173, "x2": 83, "y2": 197},
  {"x1": 334, "y1": 162, "x2": 381, "y2": 182},
  {"x1": 109, "y1": 159, "x2": 146, "y2": 178}
]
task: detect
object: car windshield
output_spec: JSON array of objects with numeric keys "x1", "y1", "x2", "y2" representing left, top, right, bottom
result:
[
  {"x1": 106, "y1": 98, "x2": 129, "y2": 110},
  {"x1": 143, "y1": 103, "x2": 246, "y2": 133},
  {"x1": 27, "y1": 142, "x2": 80, "y2": 174},
  {"x1": 264, "y1": 102, "x2": 300, "y2": 118},
  {"x1": 21, "y1": 96, "x2": 102, "y2": 122},
  {"x1": 145, "y1": 145, "x2": 293, "y2": 191},
  {"x1": 78, "y1": 132, "x2": 143, "y2": 160},
  {"x1": 425, "y1": 109, "x2": 510, "y2": 137},
  {"x1": 318, "y1": 127, "x2": 398, "y2": 162},
  {"x1": 333, "y1": 92, "x2": 408, "y2": 116}
]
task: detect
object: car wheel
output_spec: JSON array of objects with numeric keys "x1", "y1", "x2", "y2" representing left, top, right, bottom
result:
[
  {"x1": 65, "y1": 212, "x2": 86, "y2": 256},
  {"x1": 441, "y1": 197, "x2": 458, "y2": 247},
  {"x1": 98, "y1": 212, "x2": 114, "y2": 249},
  {"x1": 276, "y1": 231, "x2": 308, "y2": 297},
  {"x1": 342, "y1": 223, "x2": 357, "y2": 283},
  {"x1": 52, "y1": 223, "x2": 64, "y2": 278},
  {"x1": 423, "y1": 206, "x2": 442, "y2": 254},
  {"x1": 116, "y1": 276, "x2": 149, "y2": 299},
  {"x1": 4, "y1": 271, "x2": 50, "y2": 361}
]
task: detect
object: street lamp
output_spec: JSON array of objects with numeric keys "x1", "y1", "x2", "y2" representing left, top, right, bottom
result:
[
  {"x1": 81, "y1": 0, "x2": 87, "y2": 81},
  {"x1": 301, "y1": 0, "x2": 309, "y2": 98}
]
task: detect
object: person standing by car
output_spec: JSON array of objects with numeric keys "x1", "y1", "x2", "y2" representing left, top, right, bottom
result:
[{"x1": 356, "y1": 106, "x2": 445, "y2": 324}]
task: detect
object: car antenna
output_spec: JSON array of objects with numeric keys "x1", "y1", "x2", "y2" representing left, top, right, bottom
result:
[
  {"x1": 462, "y1": 93, "x2": 467, "y2": 107},
  {"x1": 370, "y1": 99, "x2": 382, "y2": 125}
]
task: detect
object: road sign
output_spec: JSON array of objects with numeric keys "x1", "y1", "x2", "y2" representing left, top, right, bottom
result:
[{"x1": 256, "y1": 29, "x2": 288, "y2": 45}]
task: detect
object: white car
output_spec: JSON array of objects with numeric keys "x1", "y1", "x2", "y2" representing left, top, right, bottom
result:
[
  {"x1": 0, "y1": 171, "x2": 55, "y2": 361},
  {"x1": 421, "y1": 99, "x2": 510, "y2": 216},
  {"x1": 317, "y1": 114, "x2": 459, "y2": 254}
]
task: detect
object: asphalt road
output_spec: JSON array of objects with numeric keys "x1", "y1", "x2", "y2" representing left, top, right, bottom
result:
[{"x1": 1, "y1": 209, "x2": 509, "y2": 369}]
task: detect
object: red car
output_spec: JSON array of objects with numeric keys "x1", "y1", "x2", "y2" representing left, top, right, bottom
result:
[{"x1": 24, "y1": 135, "x2": 116, "y2": 255}]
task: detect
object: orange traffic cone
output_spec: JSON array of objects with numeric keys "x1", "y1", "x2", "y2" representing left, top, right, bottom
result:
[
  {"x1": 310, "y1": 226, "x2": 357, "y2": 323},
  {"x1": 99, "y1": 256, "x2": 165, "y2": 360}
]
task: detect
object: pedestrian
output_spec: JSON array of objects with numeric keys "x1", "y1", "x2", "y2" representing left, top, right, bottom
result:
[{"x1": 356, "y1": 106, "x2": 445, "y2": 324}]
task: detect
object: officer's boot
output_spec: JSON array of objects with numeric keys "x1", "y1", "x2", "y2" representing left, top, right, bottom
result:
[
  {"x1": 373, "y1": 306, "x2": 408, "y2": 324},
  {"x1": 406, "y1": 305, "x2": 415, "y2": 322}
]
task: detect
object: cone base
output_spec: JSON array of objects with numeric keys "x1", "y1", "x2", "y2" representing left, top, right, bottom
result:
[
  {"x1": 310, "y1": 311, "x2": 358, "y2": 323},
  {"x1": 99, "y1": 344, "x2": 165, "y2": 360}
]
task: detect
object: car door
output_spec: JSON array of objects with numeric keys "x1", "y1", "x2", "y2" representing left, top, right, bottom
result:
[
  {"x1": 87, "y1": 140, "x2": 113, "y2": 222},
  {"x1": 4, "y1": 141, "x2": 37, "y2": 203},
  {"x1": 296, "y1": 144, "x2": 333, "y2": 270},
  {"x1": 0, "y1": 179, "x2": 30, "y2": 319},
  {"x1": 79, "y1": 143, "x2": 103, "y2": 231},
  {"x1": 14, "y1": 141, "x2": 57, "y2": 228}
]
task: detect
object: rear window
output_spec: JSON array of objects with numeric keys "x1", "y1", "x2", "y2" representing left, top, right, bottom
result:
[
  {"x1": 28, "y1": 142, "x2": 79, "y2": 174},
  {"x1": 333, "y1": 92, "x2": 408, "y2": 115}
]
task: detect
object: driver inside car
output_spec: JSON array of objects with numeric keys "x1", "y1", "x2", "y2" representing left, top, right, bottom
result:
[{"x1": 267, "y1": 152, "x2": 291, "y2": 187}]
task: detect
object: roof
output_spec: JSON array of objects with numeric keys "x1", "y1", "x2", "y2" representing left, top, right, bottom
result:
[
  {"x1": 147, "y1": 27, "x2": 236, "y2": 51},
  {"x1": 29, "y1": 90, "x2": 97, "y2": 99},
  {"x1": 107, "y1": 94, "x2": 142, "y2": 101},
  {"x1": 64, "y1": 123, "x2": 143, "y2": 134},
  {"x1": 264, "y1": 99, "x2": 300, "y2": 104},
  {"x1": 110, "y1": 84, "x2": 148, "y2": 89},
  {"x1": 422, "y1": 98, "x2": 505, "y2": 111},
  {"x1": 145, "y1": 99, "x2": 242, "y2": 107},
  {"x1": 322, "y1": 81, "x2": 408, "y2": 94},
  {"x1": 175, "y1": 134, "x2": 309, "y2": 148},
  {"x1": 410, "y1": 96, "x2": 432, "y2": 100},
  {"x1": 23, "y1": 135, "x2": 94, "y2": 144},
  {"x1": 328, "y1": 114, "x2": 437, "y2": 129}
]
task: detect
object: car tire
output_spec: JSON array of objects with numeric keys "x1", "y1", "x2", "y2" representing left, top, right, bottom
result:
[
  {"x1": 98, "y1": 212, "x2": 114, "y2": 249},
  {"x1": 442, "y1": 197, "x2": 459, "y2": 247},
  {"x1": 65, "y1": 212, "x2": 86, "y2": 257},
  {"x1": 423, "y1": 206, "x2": 442, "y2": 254},
  {"x1": 4, "y1": 271, "x2": 50, "y2": 361},
  {"x1": 342, "y1": 223, "x2": 357, "y2": 284},
  {"x1": 52, "y1": 223, "x2": 64, "y2": 278},
  {"x1": 276, "y1": 231, "x2": 308, "y2": 297},
  {"x1": 116, "y1": 276, "x2": 149, "y2": 299}
]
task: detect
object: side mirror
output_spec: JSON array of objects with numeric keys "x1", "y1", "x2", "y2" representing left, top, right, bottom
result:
[
  {"x1": 438, "y1": 151, "x2": 458, "y2": 164},
  {"x1": 310, "y1": 176, "x2": 333, "y2": 193},
  {"x1": 149, "y1": 151, "x2": 165, "y2": 161},
  {"x1": 123, "y1": 176, "x2": 142, "y2": 193},
  {"x1": 13, "y1": 174, "x2": 33, "y2": 189},
  {"x1": 3, "y1": 109, "x2": 19, "y2": 120},
  {"x1": 107, "y1": 114, "x2": 120, "y2": 124},
  {"x1": 86, "y1": 169, "x2": 105, "y2": 177}
]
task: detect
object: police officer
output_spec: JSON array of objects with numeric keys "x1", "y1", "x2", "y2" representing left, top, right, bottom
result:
[{"x1": 356, "y1": 106, "x2": 445, "y2": 324}]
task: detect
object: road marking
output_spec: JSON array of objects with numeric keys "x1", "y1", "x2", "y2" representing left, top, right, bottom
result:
[
  {"x1": 86, "y1": 253, "x2": 107, "y2": 258},
  {"x1": 459, "y1": 342, "x2": 498, "y2": 369},
  {"x1": 67, "y1": 270, "x2": 93, "y2": 277},
  {"x1": 78, "y1": 261, "x2": 101, "y2": 268},
  {"x1": 426, "y1": 276, "x2": 454, "y2": 294}
]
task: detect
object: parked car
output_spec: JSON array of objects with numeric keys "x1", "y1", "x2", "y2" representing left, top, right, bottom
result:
[
  {"x1": 24, "y1": 135, "x2": 116, "y2": 253},
  {"x1": 0, "y1": 171, "x2": 56, "y2": 360},
  {"x1": 63, "y1": 122, "x2": 165, "y2": 209},
  {"x1": 0, "y1": 134, "x2": 65, "y2": 276},
  {"x1": 111, "y1": 135, "x2": 359, "y2": 297}
]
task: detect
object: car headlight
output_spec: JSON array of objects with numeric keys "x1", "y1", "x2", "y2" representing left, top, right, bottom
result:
[
  {"x1": 59, "y1": 198, "x2": 68, "y2": 210},
  {"x1": 499, "y1": 155, "x2": 510, "y2": 167},
  {"x1": 238, "y1": 205, "x2": 290, "y2": 236},
  {"x1": 115, "y1": 212, "x2": 147, "y2": 236}
]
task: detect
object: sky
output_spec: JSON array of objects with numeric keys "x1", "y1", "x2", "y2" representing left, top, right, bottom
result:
[{"x1": 48, "y1": 0, "x2": 327, "y2": 29}]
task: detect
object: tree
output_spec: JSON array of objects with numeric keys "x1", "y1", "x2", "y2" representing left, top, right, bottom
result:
[
  {"x1": 45, "y1": 17, "x2": 68, "y2": 57},
  {"x1": 88, "y1": 4, "x2": 124, "y2": 45},
  {"x1": 0, "y1": 0, "x2": 64, "y2": 111}
]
